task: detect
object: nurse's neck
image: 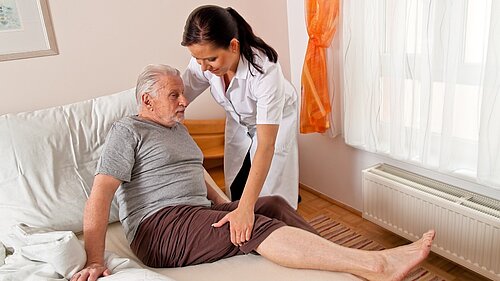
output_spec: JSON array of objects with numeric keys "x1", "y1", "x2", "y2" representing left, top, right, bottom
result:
[
  {"x1": 223, "y1": 74, "x2": 232, "y2": 91},
  {"x1": 224, "y1": 53, "x2": 240, "y2": 77},
  {"x1": 220, "y1": 37, "x2": 240, "y2": 88},
  {"x1": 223, "y1": 54, "x2": 240, "y2": 91}
]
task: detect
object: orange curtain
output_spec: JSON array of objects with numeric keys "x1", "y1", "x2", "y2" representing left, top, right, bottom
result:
[{"x1": 300, "y1": 0, "x2": 339, "y2": 134}]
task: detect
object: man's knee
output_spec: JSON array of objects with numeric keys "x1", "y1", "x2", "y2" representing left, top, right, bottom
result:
[
  {"x1": 268, "y1": 195, "x2": 290, "y2": 207},
  {"x1": 257, "y1": 195, "x2": 292, "y2": 214}
]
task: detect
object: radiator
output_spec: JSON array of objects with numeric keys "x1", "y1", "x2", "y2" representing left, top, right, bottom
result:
[{"x1": 362, "y1": 164, "x2": 500, "y2": 281}]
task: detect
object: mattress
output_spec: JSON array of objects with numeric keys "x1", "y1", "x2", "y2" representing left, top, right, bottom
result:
[{"x1": 102, "y1": 222, "x2": 362, "y2": 281}]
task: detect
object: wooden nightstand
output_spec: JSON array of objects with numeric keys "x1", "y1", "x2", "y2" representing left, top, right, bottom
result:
[{"x1": 183, "y1": 119, "x2": 225, "y2": 192}]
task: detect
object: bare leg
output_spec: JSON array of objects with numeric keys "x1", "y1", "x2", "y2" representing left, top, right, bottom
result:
[{"x1": 256, "y1": 226, "x2": 435, "y2": 281}]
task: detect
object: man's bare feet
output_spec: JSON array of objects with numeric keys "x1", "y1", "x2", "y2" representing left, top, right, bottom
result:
[{"x1": 357, "y1": 230, "x2": 436, "y2": 281}]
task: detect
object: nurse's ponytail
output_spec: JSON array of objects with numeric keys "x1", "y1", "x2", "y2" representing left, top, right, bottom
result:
[{"x1": 182, "y1": 5, "x2": 278, "y2": 75}]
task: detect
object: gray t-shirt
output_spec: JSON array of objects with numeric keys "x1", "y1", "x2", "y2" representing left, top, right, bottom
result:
[{"x1": 96, "y1": 116, "x2": 211, "y2": 243}]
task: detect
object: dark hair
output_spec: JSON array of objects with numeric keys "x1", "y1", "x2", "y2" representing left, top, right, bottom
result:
[{"x1": 181, "y1": 5, "x2": 278, "y2": 75}]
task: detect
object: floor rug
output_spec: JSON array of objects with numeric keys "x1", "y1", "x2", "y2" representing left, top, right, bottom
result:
[{"x1": 308, "y1": 215, "x2": 448, "y2": 281}]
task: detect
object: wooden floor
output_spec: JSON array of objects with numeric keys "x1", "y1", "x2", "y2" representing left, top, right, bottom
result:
[{"x1": 297, "y1": 187, "x2": 493, "y2": 281}]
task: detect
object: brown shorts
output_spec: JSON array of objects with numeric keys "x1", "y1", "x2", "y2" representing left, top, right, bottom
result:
[{"x1": 130, "y1": 195, "x2": 317, "y2": 268}]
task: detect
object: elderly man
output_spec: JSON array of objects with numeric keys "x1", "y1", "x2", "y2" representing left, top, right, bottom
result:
[{"x1": 72, "y1": 64, "x2": 435, "y2": 281}]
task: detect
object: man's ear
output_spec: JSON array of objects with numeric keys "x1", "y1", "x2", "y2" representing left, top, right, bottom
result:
[
  {"x1": 230, "y1": 38, "x2": 240, "y2": 53},
  {"x1": 141, "y1": 93, "x2": 153, "y2": 110}
]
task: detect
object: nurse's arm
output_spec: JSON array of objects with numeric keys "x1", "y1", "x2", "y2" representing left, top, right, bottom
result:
[
  {"x1": 239, "y1": 124, "x2": 279, "y2": 208},
  {"x1": 212, "y1": 124, "x2": 278, "y2": 246}
]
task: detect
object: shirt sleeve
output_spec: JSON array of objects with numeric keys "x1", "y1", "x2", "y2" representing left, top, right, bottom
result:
[
  {"x1": 96, "y1": 122, "x2": 136, "y2": 182},
  {"x1": 182, "y1": 57, "x2": 211, "y2": 103},
  {"x1": 254, "y1": 63, "x2": 286, "y2": 125}
]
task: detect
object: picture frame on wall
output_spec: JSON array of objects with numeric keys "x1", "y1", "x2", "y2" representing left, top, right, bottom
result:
[{"x1": 0, "y1": 0, "x2": 58, "y2": 61}]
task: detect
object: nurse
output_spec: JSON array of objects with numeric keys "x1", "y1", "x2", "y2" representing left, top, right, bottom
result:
[{"x1": 181, "y1": 5, "x2": 299, "y2": 245}]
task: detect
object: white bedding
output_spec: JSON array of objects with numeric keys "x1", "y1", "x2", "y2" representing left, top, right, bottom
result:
[
  {"x1": 0, "y1": 221, "x2": 361, "y2": 281},
  {"x1": 0, "y1": 224, "x2": 175, "y2": 281}
]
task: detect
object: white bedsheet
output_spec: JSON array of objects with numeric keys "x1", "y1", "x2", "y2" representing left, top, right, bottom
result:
[
  {"x1": 0, "y1": 224, "x2": 175, "y2": 281},
  {"x1": 0, "y1": 222, "x2": 361, "y2": 281}
]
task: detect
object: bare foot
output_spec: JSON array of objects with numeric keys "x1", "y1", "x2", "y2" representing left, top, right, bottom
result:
[{"x1": 358, "y1": 230, "x2": 435, "y2": 281}]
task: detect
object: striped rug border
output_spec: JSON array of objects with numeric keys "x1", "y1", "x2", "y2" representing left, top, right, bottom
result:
[{"x1": 307, "y1": 215, "x2": 448, "y2": 281}]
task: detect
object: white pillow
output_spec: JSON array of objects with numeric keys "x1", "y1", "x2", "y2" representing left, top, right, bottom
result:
[{"x1": 0, "y1": 89, "x2": 137, "y2": 238}]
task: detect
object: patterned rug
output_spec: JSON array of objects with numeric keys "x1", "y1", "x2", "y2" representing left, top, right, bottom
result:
[{"x1": 308, "y1": 215, "x2": 448, "y2": 281}]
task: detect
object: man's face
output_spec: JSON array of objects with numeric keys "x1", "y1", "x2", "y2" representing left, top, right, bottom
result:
[{"x1": 148, "y1": 75, "x2": 187, "y2": 127}]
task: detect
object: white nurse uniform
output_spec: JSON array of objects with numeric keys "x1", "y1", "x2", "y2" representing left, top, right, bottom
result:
[{"x1": 182, "y1": 51, "x2": 299, "y2": 209}]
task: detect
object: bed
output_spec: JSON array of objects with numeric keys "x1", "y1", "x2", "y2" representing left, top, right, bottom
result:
[{"x1": 0, "y1": 88, "x2": 360, "y2": 281}]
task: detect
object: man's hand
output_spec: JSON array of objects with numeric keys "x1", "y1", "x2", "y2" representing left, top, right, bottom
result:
[
  {"x1": 212, "y1": 207, "x2": 254, "y2": 246},
  {"x1": 70, "y1": 263, "x2": 111, "y2": 281}
]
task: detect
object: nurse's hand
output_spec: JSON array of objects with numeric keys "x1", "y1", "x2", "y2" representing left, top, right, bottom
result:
[{"x1": 212, "y1": 206, "x2": 254, "y2": 246}]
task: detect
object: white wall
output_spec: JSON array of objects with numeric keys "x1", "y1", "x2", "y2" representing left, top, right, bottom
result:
[
  {"x1": 6, "y1": 0, "x2": 497, "y2": 211},
  {"x1": 287, "y1": 0, "x2": 500, "y2": 211},
  {"x1": 0, "y1": 0, "x2": 291, "y2": 120}
]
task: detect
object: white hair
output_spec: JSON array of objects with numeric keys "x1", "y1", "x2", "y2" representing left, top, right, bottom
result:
[{"x1": 135, "y1": 64, "x2": 181, "y2": 109}]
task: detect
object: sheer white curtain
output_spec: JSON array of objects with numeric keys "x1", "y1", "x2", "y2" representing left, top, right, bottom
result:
[{"x1": 342, "y1": 0, "x2": 500, "y2": 189}]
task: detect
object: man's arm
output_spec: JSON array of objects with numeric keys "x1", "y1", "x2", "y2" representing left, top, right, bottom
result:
[
  {"x1": 204, "y1": 169, "x2": 230, "y2": 205},
  {"x1": 72, "y1": 174, "x2": 121, "y2": 281}
]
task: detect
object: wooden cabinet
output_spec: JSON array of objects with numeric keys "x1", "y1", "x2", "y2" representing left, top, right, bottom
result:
[{"x1": 183, "y1": 119, "x2": 225, "y2": 191}]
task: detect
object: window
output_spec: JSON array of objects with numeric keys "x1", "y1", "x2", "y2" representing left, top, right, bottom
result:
[{"x1": 342, "y1": 0, "x2": 499, "y2": 188}]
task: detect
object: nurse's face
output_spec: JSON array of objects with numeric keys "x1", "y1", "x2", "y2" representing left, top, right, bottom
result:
[{"x1": 187, "y1": 39, "x2": 240, "y2": 76}]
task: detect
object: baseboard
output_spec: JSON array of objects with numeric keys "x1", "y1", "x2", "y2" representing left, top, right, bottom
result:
[{"x1": 299, "y1": 183, "x2": 362, "y2": 216}]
